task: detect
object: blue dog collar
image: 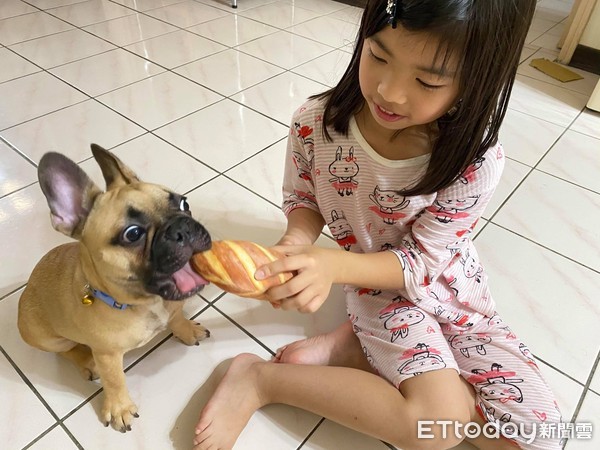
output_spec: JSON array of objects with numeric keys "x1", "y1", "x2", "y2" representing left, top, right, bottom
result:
[{"x1": 83, "y1": 284, "x2": 129, "y2": 310}]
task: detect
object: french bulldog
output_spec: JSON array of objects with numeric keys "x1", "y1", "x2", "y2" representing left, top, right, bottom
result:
[{"x1": 18, "y1": 144, "x2": 211, "y2": 432}]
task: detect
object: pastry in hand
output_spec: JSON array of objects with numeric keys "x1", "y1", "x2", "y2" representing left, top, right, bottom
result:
[{"x1": 190, "y1": 240, "x2": 293, "y2": 299}]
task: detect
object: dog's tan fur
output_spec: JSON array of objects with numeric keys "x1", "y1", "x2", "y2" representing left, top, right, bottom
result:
[{"x1": 18, "y1": 145, "x2": 211, "y2": 432}]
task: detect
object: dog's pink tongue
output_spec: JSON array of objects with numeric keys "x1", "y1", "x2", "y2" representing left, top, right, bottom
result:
[{"x1": 173, "y1": 262, "x2": 208, "y2": 293}]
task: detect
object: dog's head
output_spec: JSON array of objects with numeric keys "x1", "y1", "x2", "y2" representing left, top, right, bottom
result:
[{"x1": 37, "y1": 144, "x2": 211, "y2": 303}]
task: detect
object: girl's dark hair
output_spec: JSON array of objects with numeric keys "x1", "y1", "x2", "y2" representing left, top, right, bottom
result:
[{"x1": 312, "y1": 0, "x2": 535, "y2": 195}]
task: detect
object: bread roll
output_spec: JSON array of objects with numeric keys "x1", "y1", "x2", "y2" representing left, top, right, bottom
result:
[{"x1": 190, "y1": 240, "x2": 292, "y2": 299}]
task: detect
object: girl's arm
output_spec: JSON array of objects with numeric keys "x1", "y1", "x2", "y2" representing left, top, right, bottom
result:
[
  {"x1": 279, "y1": 104, "x2": 324, "y2": 246},
  {"x1": 257, "y1": 246, "x2": 404, "y2": 313},
  {"x1": 263, "y1": 143, "x2": 506, "y2": 313},
  {"x1": 334, "y1": 249, "x2": 405, "y2": 290},
  {"x1": 278, "y1": 208, "x2": 325, "y2": 246}
]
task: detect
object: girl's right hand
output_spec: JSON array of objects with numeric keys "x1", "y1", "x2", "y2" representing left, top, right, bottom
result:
[
  {"x1": 276, "y1": 232, "x2": 314, "y2": 247},
  {"x1": 266, "y1": 234, "x2": 313, "y2": 309},
  {"x1": 256, "y1": 245, "x2": 340, "y2": 314}
]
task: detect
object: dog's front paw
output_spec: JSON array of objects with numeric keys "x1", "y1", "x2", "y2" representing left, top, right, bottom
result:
[
  {"x1": 172, "y1": 320, "x2": 210, "y2": 346},
  {"x1": 101, "y1": 396, "x2": 139, "y2": 433}
]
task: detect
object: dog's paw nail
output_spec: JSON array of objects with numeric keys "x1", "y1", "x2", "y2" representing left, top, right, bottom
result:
[
  {"x1": 206, "y1": 330, "x2": 211, "y2": 337},
  {"x1": 104, "y1": 422, "x2": 109, "y2": 427},
  {"x1": 195, "y1": 342, "x2": 200, "y2": 346},
  {"x1": 134, "y1": 413, "x2": 139, "y2": 418},
  {"x1": 120, "y1": 427, "x2": 126, "y2": 433},
  {"x1": 127, "y1": 425, "x2": 132, "y2": 431}
]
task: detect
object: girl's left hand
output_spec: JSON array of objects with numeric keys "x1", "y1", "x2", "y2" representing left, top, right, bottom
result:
[{"x1": 255, "y1": 245, "x2": 340, "y2": 313}]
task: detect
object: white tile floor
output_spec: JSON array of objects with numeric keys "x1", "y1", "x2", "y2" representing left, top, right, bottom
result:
[{"x1": 0, "y1": 0, "x2": 599, "y2": 449}]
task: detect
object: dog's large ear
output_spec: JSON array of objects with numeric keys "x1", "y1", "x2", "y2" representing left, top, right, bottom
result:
[
  {"x1": 91, "y1": 143, "x2": 140, "y2": 190},
  {"x1": 38, "y1": 152, "x2": 102, "y2": 239}
]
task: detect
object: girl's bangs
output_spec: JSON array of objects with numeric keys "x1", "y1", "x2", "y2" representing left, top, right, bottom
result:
[{"x1": 362, "y1": 0, "x2": 469, "y2": 79}]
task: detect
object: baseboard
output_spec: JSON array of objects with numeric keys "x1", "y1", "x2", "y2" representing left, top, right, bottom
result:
[
  {"x1": 569, "y1": 45, "x2": 600, "y2": 75},
  {"x1": 334, "y1": 0, "x2": 366, "y2": 7}
]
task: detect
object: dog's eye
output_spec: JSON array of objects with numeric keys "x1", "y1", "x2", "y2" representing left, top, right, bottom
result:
[
  {"x1": 179, "y1": 197, "x2": 190, "y2": 212},
  {"x1": 123, "y1": 225, "x2": 145, "y2": 243}
]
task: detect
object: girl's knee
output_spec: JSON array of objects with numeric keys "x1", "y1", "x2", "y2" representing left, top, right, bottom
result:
[
  {"x1": 474, "y1": 402, "x2": 563, "y2": 450},
  {"x1": 399, "y1": 404, "x2": 471, "y2": 450},
  {"x1": 397, "y1": 369, "x2": 472, "y2": 449},
  {"x1": 401, "y1": 421, "x2": 468, "y2": 450}
]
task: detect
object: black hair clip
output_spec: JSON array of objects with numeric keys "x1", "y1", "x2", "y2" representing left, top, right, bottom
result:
[{"x1": 386, "y1": 0, "x2": 399, "y2": 29}]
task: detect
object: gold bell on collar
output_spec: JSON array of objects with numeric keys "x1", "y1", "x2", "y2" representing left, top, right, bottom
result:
[{"x1": 82, "y1": 284, "x2": 94, "y2": 305}]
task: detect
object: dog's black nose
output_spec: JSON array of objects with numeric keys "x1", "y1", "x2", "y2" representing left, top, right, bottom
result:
[
  {"x1": 164, "y1": 216, "x2": 195, "y2": 245},
  {"x1": 152, "y1": 215, "x2": 211, "y2": 267},
  {"x1": 147, "y1": 215, "x2": 211, "y2": 298}
]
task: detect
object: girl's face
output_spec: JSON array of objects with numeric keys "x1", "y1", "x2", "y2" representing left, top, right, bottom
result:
[{"x1": 358, "y1": 24, "x2": 461, "y2": 135}]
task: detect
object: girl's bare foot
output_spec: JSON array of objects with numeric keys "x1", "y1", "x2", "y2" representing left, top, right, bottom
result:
[
  {"x1": 193, "y1": 353, "x2": 267, "y2": 450},
  {"x1": 273, "y1": 320, "x2": 372, "y2": 371}
]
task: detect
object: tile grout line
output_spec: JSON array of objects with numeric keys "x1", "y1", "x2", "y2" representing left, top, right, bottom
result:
[
  {"x1": 1, "y1": 1, "x2": 597, "y2": 448},
  {"x1": 3, "y1": 3, "x2": 596, "y2": 318},
  {"x1": 0, "y1": 345, "x2": 85, "y2": 450},
  {"x1": 487, "y1": 221, "x2": 600, "y2": 276},
  {"x1": 1, "y1": 294, "x2": 215, "y2": 445},
  {"x1": 209, "y1": 301, "x2": 276, "y2": 357},
  {"x1": 296, "y1": 417, "x2": 325, "y2": 449},
  {"x1": 0, "y1": 134, "x2": 38, "y2": 167},
  {"x1": 565, "y1": 348, "x2": 600, "y2": 449},
  {"x1": 5, "y1": 4, "x2": 588, "y2": 173},
  {"x1": 485, "y1": 106, "x2": 592, "y2": 223},
  {"x1": 2, "y1": 8, "x2": 594, "y2": 201},
  {"x1": 534, "y1": 165, "x2": 600, "y2": 196},
  {"x1": 51, "y1": 300, "x2": 215, "y2": 434},
  {"x1": 532, "y1": 354, "x2": 590, "y2": 391},
  {"x1": 1, "y1": 1, "x2": 345, "y2": 179},
  {"x1": 5, "y1": 0, "x2": 348, "y2": 93},
  {"x1": 0, "y1": 283, "x2": 27, "y2": 303}
]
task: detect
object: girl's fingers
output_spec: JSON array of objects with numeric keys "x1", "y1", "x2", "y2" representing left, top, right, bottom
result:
[
  {"x1": 255, "y1": 253, "x2": 305, "y2": 281},
  {"x1": 298, "y1": 295, "x2": 325, "y2": 314},
  {"x1": 279, "y1": 283, "x2": 317, "y2": 311},
  {"x1": 266, "y1": 270, "x2": 312, "y2": 301},
  {"x1": 265, "y1": 282, "x2": 298, "y2": 302},
  {"x1": 270, "y1": 245, "x2": 304, "y2": 256},
  {"x1": 255, "y1": 259, "x2": 290, "y2": 281}
]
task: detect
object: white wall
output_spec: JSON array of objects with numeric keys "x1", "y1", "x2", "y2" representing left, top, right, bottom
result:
[{"x1": 580, "y1": 0, "x2": 600, "y2": 50}]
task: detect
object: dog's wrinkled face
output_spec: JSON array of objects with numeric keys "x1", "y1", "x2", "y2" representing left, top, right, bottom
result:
[
  {"x1": 82, "y1": 183, "x2": 211, "y2": 301},
  {"x1": 38, "y1": 144, "x2": 212, "y2": 304}
]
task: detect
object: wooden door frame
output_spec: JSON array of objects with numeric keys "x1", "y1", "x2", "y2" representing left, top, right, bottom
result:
[{"x1": 558, "y1": 0, "x2": 597, "y2": 63}]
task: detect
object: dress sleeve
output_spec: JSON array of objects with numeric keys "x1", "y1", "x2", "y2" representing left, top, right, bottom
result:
[
  {"x1": 390, "y1": 144, "x2": 505, "y2": 302},
  {"x1": 281, "y1": 113, "x2": 321, "y2": 217}
]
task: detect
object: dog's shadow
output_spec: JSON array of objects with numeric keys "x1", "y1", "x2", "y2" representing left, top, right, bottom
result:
[
  {"x1": 169, "y1": 358, "x2": 306, "y2": 450},
  {"x1": 166, "y1": 272, "x2": 348, "y2": 448},
  {"x1": 169, "y1": 358, "x2": 228, "y2": 449}
]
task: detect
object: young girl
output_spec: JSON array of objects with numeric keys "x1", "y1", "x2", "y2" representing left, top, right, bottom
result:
[{"x1": 194, "y1": 1, "x2": 562, "y2": 449}]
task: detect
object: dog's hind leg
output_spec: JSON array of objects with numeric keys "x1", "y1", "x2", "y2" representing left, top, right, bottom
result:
[
  {"x1": 60, "y1": 344, "x2": 99, "y2": 381},
  {"x1": 18, "y1": 309, "x2": 97, "y2": 379},
  {"x1": 19, "y1": 322, "x2": 98, "y2": 381}
]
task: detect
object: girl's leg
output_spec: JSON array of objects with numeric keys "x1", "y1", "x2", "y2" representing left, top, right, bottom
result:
[
  {"x1": 457, "y1": 377, "x2": 522, "y2": 450},
  {"x1": 273, "y1": 320, "x2": 518, "y2": 450},
  {"x1": 194, "y1": 355, "x2": 471, "y2": 450},
  {"x1": 273, "y1": 319, "x2": 374, "y2": 371},
  {"x1": 446, "y1": 315, "x2": 563, "y2": 450}
]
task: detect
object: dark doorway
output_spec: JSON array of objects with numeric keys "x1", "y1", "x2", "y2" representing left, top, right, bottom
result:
[{"x1": 336, "y1": 0, "x2": 366, "y2": 7}]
